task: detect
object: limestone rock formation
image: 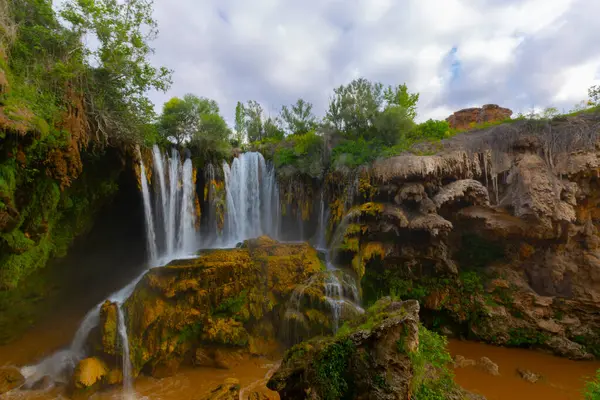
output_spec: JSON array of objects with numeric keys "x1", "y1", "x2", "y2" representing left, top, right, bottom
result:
[
  {"x1": 333, "y1": 113, "x2": 600, "y2": 360},
  {"x1": 446, "y1": 104, "x2": 513, "y2": 130},
  {"x1": 91, "y1": 237, "x2": 341, "y2": 378}
]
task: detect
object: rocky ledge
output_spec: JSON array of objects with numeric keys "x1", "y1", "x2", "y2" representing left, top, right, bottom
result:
[
  {"x1": 268, "y1": 297, "x2": 483, "y2": 400},
  {"x1": 332, "y1": 112, "x2": 600, "y2": 360}
]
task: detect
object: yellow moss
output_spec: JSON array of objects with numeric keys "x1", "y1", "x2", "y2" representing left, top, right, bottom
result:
[
  {"x1": 305, "y1": 309, "x2": 330, "y2": 328},
  {"x1": 202, "y1": 317, "x2": 249, "y2": 346},
  {"x1": 351, "y1": 253, "x2": 364, "y2": 280},
  {"x1": 74, "y1": 358, "x2": 108, "y2": 389},
  {"x1": 358, "y1": 171, "x2": 377, "y2": 200},
  {"x1": 363, "y1": 242, "x2": 386, "y2": 262},
  {"x1": 359, "y1": 202, "x2": 384, "y2": 216},
  {"x1": 341, "y1": 237, "x2": 359, "y2": 253}
]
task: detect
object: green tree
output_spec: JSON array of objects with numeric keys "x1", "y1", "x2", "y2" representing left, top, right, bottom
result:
[
  {"x1": 263, "y1": 116, "x2": 285, "y2": 140},
  {"x1": 244, "y1": 100, "x2": 264, "y2": 142},
  {"x1": 374, "y1": 106, "x2": 415, "y2": 146},
  {"x1": 325, "y1": 78, "x2": 384, "y2": 138},
  {"x1": 189, "y1": 112, "x2": 232, "y2": 165},
  {"x1": 233, "y1": 101, "x2": 246, "y2": 146},
  {"x1": 383, "y1": 83, "x2": 419, "y2": 121},
  {"x1": 588, "y1": 85, "x2": 600, "y2": 106},
  {"x1": 60, "y1": 0, "x2": 172, "y2": 142},
  {"x1": 280, "y1": 98, "x2": 318, "y2": 135}
]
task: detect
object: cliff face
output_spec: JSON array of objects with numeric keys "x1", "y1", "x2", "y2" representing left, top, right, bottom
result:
[
  {"x1": 333, "y1": 113, "x2": 600, "y2": 359},
  {"x1": 446, "y1": 104, "x2": 513, "y2": 130}
]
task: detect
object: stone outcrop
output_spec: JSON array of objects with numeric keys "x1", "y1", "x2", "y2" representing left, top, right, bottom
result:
[
  {"x1": 87, "y1": 237, "x2": 348, "y2": 379},
  {"x1": 331, "y1": 112, "x2": 600, "y2": 360},
  {"x1": 268, "y1": 297, "x2": 482, "y2": 400},
  {"x1": 446, "y1": 104, "x2": 513, "y2": 130}
]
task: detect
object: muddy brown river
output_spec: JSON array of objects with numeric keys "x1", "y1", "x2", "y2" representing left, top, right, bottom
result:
[{"x1": 1, "y1": 309, "x2": 598, "y2": 399}]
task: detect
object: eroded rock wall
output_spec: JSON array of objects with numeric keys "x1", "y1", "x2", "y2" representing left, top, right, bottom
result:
[{"x1": 331, "y1": 113, "x2": 600, "y2": 359}]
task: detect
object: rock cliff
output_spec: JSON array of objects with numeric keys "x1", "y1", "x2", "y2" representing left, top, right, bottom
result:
[
  {"x1": 331, "y1": 113, "x2": 600, "y2": 359},
  {"x1": 446, "y1": 104, "x2": 513, "y2": 130}
]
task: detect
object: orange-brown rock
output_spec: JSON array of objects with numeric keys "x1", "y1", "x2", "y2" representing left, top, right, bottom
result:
[{"x1": 446, "y1": 104, "x2": 513, "y2": 130}]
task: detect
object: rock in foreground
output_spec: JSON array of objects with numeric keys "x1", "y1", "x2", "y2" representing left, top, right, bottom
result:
[{"x1": 268, "y1": 297, "x2": 480, "y2": 400}]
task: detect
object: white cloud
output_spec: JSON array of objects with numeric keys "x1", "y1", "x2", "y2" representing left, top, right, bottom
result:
[{"x1": 146, "y1": 0, "x2": 599, "y2": 123}]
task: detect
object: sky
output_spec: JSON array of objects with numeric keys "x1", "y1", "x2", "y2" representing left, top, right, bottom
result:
[{"x1": 142, "y1": 0, "x2": 600, "y2": 123}]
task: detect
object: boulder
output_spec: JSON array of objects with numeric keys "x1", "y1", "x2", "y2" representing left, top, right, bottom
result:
[
  {"x1": 120, "y1": 237, "x2": 331, "y2": 376},
  {"x1": 0, "y1": 366, "x2": 24, "y2": 394},
  {"x1": 199, "y1": 378, "x2": 240, "y2": 400},
  {"x1": 516, "y1": 368, "x2": 542, "y2": 383},
  {"x1": 73, "y1": 357, "x2": 108, "y2": 389},
  {"x1": 476, "y1": 357, "x2": 500, "y2": 376}
]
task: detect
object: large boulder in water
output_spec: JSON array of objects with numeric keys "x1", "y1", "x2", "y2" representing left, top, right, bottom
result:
[
  {"x1": 71, "y1": 357, "x2": 108, "y2": 398},
  {"x1": 121, "y1": 236, "x2": 330, "y2": 377}
]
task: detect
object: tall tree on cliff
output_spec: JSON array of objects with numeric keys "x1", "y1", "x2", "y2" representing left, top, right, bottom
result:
[
  {"x1": 280, "y1": 98, "x2": 319, "y2": 135},
  {"x1": 325, "y1": 78, "x2": 417, "y2": 146},
  {"x1": 60, "y1": 0, "x2": 173, "y2": 143},
  {"x1": 233, "y1": 101, "x2": 246, "y2": 146}
]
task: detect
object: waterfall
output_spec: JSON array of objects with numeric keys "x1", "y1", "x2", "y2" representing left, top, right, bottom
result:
[
  {"x1": 221, "y1": 152, "x2": 280, "y2": 246},
  {"x1": 117, "y1": 307, "x2": 134, "y2": 398},
  {"x1": 140, "y1": 161, "x2": 158, "y2": 263},
  {"x1": 178, "y1": 159, "x2": 196, "y2": 253},
  {"x1": 315, "y1": 189, "x2": 329, "y2": 250},
  {"x1": 22, "y1": 146, "x2": 198, "y2": 396}
]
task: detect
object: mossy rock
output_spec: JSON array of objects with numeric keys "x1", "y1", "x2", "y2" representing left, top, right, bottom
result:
[{"x1": 121, "y1": 236, "x2": 324, "y2": 376}]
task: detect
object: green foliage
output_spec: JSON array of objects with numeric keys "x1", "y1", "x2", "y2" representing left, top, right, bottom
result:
[
  {"x1": 573, "y1": 333, "x2": 600, "y2": 358},
  {"x1": 280, "y1": 98, "x2": 318, "y2": 135},
  {"x1": 178, "y1": 321, "x2": 203, "y2": 344},
  {"x1": 213, "y1": 290, "x2": 248, "y2": 319},
  {"x1": 314, "y1": 339, "x2": 356, "y2": 400},
  {"x1": 272, "y1": 131, "x2": 325, "y2": 177},
  {"x1": 233, "y1": 101, "x2": 246, "y2": 146},
  {"x1": 585, "y1": 370, "x2": 600, "y2": 400},
  {"x1": 407, "y1": 325, "x2": 456, "y2": 400},
  {"x1": 61, "y1": 0, "x2": 172, "y2": 142},
  {"x1": 412, "y1": 119, "x2": 450, "y2": 140},
  {"x1": 506, "y1": 328, "x2": 548, "y2": 347}
]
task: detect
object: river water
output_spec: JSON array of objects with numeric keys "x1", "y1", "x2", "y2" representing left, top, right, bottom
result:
[
  {"x1": 2, "y1": 307, "x2": 598, "y2": 400},
  {"x1": 449, "y1": 340, "x2": 600, "y2": 400}
]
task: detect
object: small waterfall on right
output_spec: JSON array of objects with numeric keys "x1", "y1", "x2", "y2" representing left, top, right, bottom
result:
[{"x1": 283, "y1": 188, "x2": 363, "y2": 345}]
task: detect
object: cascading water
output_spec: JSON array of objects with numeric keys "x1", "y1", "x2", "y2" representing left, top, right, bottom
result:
[
  {"x1": 21, "y1": 145, "x2": 198, "y2": 397},
  {"x1": 220, "y1": 152, "x2": 280, "y2": 246},
  {"x1": 140, "y1": 160, "x2": 158, "y2": 263}
]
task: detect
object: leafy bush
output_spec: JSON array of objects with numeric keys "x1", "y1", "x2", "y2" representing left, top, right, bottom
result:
[
  {"x1": 314, "y1": 339, "x2": 356, "y2": 400},
  {"x1": 585, "y1": 370, "x2": 600, "y2": 400}
]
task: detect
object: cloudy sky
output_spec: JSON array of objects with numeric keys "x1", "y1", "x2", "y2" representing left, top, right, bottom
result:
[{"x1": 145, "y1": 0, "x2": 600, "y2": 123}]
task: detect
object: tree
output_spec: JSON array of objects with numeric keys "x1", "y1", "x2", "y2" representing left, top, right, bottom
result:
[
  {"x1": 383, "y1": 83, "x2": 419, "y2": 121},
  {"x1": 263, "y1": 116, "x2": 285, "y2": 140},
  {"x1": 159, "y1": 97, "x2": 194, "y2": 145},
  {"x1": 233, "y1": 101, "x2": 246, "y2": 146},
  {"x1": 588, "y1": 85, "x2": 600, "y2": 106},
  {"x1": 280, "y1": 98, "x2": 318, "y2": 135},
  {"x1": 325, "y1": 78, "x2": 384, "y2": 139},
  {"x1": 374, "y1": 106, "x2": 415, "y2": 146},
  {"x1": 158, "y1": 95, "x2": 219, "y2": 145},
  {"x1": 244, "y1": 100, "x2": 264, "y2": 142},
  {"x1": 60, "y1": 0, "x2": 172, "y2": 142},
  {"x1": 189, "y1": 112, "x2": 232, "y2": 165}
]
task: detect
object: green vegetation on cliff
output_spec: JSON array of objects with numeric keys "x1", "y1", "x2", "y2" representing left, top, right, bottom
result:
[{"x1": 0, "y1": 0, "x2": 172, "y2": 341}]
